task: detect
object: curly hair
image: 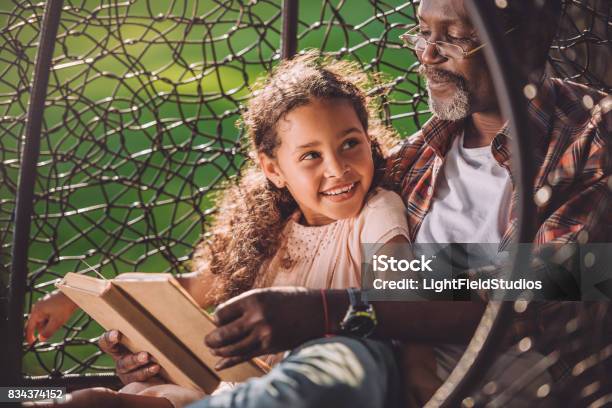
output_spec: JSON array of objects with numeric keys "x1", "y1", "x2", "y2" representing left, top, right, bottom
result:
[{"x1": 192, "y1": 51, "x2": 398, "y2": 303}]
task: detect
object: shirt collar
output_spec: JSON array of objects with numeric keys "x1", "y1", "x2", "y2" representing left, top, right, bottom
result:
[{"x1": 420, "y1": 116, "x2": 465, "y2": 158}]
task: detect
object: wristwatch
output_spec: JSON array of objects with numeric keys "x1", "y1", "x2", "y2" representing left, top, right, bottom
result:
[{"x1": 339, "y1": 288, "x2": 377, "y2": 337}]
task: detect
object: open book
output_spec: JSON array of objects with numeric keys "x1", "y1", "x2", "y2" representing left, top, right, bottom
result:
[{"x1": 57, "y1": 272, "x2": 269, "y2": 393}]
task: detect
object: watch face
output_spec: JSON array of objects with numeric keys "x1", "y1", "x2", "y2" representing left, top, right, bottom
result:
[{"x1": 344, "y1": 314, "x2": 376, "y2": 337}]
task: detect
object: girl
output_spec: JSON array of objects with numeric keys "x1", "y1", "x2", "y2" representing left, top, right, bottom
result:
[{"x1": 26, "y1": 52, "x2": 411, "y2": 407}]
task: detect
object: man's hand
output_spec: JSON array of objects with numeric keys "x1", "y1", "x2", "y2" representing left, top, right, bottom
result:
[
  {"x1": 205, "y1": 287, "x2": 324, "y2": 370},
  {"x1": 98, "y1": 330, "x2": 161, "y2": 384}
]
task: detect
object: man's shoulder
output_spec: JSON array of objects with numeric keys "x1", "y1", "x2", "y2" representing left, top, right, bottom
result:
[
  {"x1": 385, "y1": 130, "x2": 432, "y2": 185},
  {"x1": 549, "y1": 77, "x2": 607, "y2": 101},
  {"x1": 388, "y1": 129, "x2": 429, "y2": 160},
  {"x1": 383, "y1": 118, "x2": 448, "y2": 188},
  {"x1": 545, "y1": 78, "x2": 610, "y2": 131}
]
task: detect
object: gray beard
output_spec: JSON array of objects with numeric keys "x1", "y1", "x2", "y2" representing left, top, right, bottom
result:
[{"x1": 426, "y1": 82, "x2": 471, "y2": 121}]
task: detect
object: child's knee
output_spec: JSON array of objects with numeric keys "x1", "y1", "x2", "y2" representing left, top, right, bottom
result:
[
  {"x1": 138, "y1": 384, "x2": 206, "y2": 408},
  {"x1": 120, "y1": 379, "x2": 164, "y2": 394}
]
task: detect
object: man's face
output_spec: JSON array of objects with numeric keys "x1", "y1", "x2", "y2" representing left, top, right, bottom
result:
[{"x1": 416, "y1": 0, "x2": 497, "y2": 120}]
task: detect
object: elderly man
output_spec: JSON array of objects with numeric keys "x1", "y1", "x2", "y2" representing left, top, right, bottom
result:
[{"x1": 74, "y1": 0, "x2": 609, "y2": 407}]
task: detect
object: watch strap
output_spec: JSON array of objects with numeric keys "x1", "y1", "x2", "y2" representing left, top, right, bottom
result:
[{"x1": 347, "y1": 287, "x2": 368, "y2": 309}]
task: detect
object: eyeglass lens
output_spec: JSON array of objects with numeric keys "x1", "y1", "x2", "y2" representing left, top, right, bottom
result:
[{"x1": 408, "y1": 36, "x2": 463, "y2": 59}]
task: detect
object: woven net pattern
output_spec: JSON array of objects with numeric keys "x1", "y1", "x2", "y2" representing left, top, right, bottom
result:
[
  {"x1": 0, "y1": 0, "x2": 610, "y2": 404},
  {"x1": 549, "y1": 0, "x2": 611, "y2": 91}
]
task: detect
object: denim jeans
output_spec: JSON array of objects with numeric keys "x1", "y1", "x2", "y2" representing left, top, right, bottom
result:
[{"x1": 187, "y1": 336, "x2": 402, "y2": 408}]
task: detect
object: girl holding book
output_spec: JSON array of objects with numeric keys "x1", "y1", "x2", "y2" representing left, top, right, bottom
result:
[{"x1": 26, "y1": 52, "x2": 414, "y2": 408}]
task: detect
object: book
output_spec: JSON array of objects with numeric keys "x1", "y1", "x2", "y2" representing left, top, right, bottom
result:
[{"x1": 56, "y1": 272, "x2": 269, "y2": 393}]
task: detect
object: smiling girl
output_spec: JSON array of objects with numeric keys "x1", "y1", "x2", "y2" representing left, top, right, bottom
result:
[
  {"x1": 199, "y1": 53, "x2": 409, "y2": 300},
  {"x1": 26, "y1": 52, "x2": 412, "y2": 407}
]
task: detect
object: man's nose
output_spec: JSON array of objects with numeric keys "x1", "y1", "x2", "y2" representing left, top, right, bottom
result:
[
  {"x1": 420, "y1": 42, "x2": 446, "y2": 65},
  {"x1": 324, "y1": 155, "x2": 349, "y2": 178}
]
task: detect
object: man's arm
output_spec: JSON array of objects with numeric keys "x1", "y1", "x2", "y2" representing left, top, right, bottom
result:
[
  {"x1": 328, "y1": 292, "x2": 485, "y2": 342},
  {"x1": 205, "y1": 233, "x2": 485, "y2": 370},
  {"x1": 205, "y1": 288, "x2": 485, "y2": 370}
]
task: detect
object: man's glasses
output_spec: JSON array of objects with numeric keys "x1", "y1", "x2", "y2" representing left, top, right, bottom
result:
[{"x1": 399, "y1": 26, "x2": 517, "y2": 60}]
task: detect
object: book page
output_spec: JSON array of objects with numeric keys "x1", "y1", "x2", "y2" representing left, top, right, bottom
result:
[
  {"x1": 113, "y1": 273, "x2": 270, "y2": 382},
  {"x1": 57, "y1": 273, "x2": 220, "y2": 393}
]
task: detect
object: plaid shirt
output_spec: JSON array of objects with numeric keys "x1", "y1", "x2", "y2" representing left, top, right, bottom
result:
[
  {"x1": 384, "y1": 78, "x2": 611, "y2": 382},
  {"x1": 385, "y1": 78, "x2": 610, "y2": 247}
]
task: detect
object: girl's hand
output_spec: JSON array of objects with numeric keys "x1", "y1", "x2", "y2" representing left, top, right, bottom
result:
[
  {"x1": 25, "y1": 291, "x2": 78, "y2": 345},
  {"x1": 98, "y1": 330, "x2": 161, "y2": 385},
  {"x1": 204, "y1": 287, "x2": 324, "y2": 370}
]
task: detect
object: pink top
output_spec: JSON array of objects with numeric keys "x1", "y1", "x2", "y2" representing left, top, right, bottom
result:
[
  {"x1": 252, "y1": 188, "x2": 409, "y2": 367},
  {"x1": 255, "y1": 188, "x2": 409, "y2": 290}
]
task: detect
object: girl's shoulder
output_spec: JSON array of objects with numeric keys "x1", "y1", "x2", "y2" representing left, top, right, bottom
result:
[
  {"x1": 354, "y1": 187, "x2": 409, "y2": 246},
  {"x1": 362, "y1": 187, "x2": 406, "y2": 212}
]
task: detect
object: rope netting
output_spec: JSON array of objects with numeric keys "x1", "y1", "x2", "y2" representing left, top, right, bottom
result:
[
  {"x1": 549, "y1": 0, "x2": 611, "y2": 91},
  {"x1": 0, "y1": 0, "x2": 609, "y2": 404}
]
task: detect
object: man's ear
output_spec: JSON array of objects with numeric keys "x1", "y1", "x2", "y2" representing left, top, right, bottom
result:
[{"x1": 258, "y1": 152, "x2": 286, "y2": 188}]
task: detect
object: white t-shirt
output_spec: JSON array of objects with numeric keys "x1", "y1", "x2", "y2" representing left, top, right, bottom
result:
[
  {"x1": 415, "y1": 133, "x2": 512, "y2": 245},
  {"x1": 414, "y1": 132, "x2": 524, "y2": 386}
]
